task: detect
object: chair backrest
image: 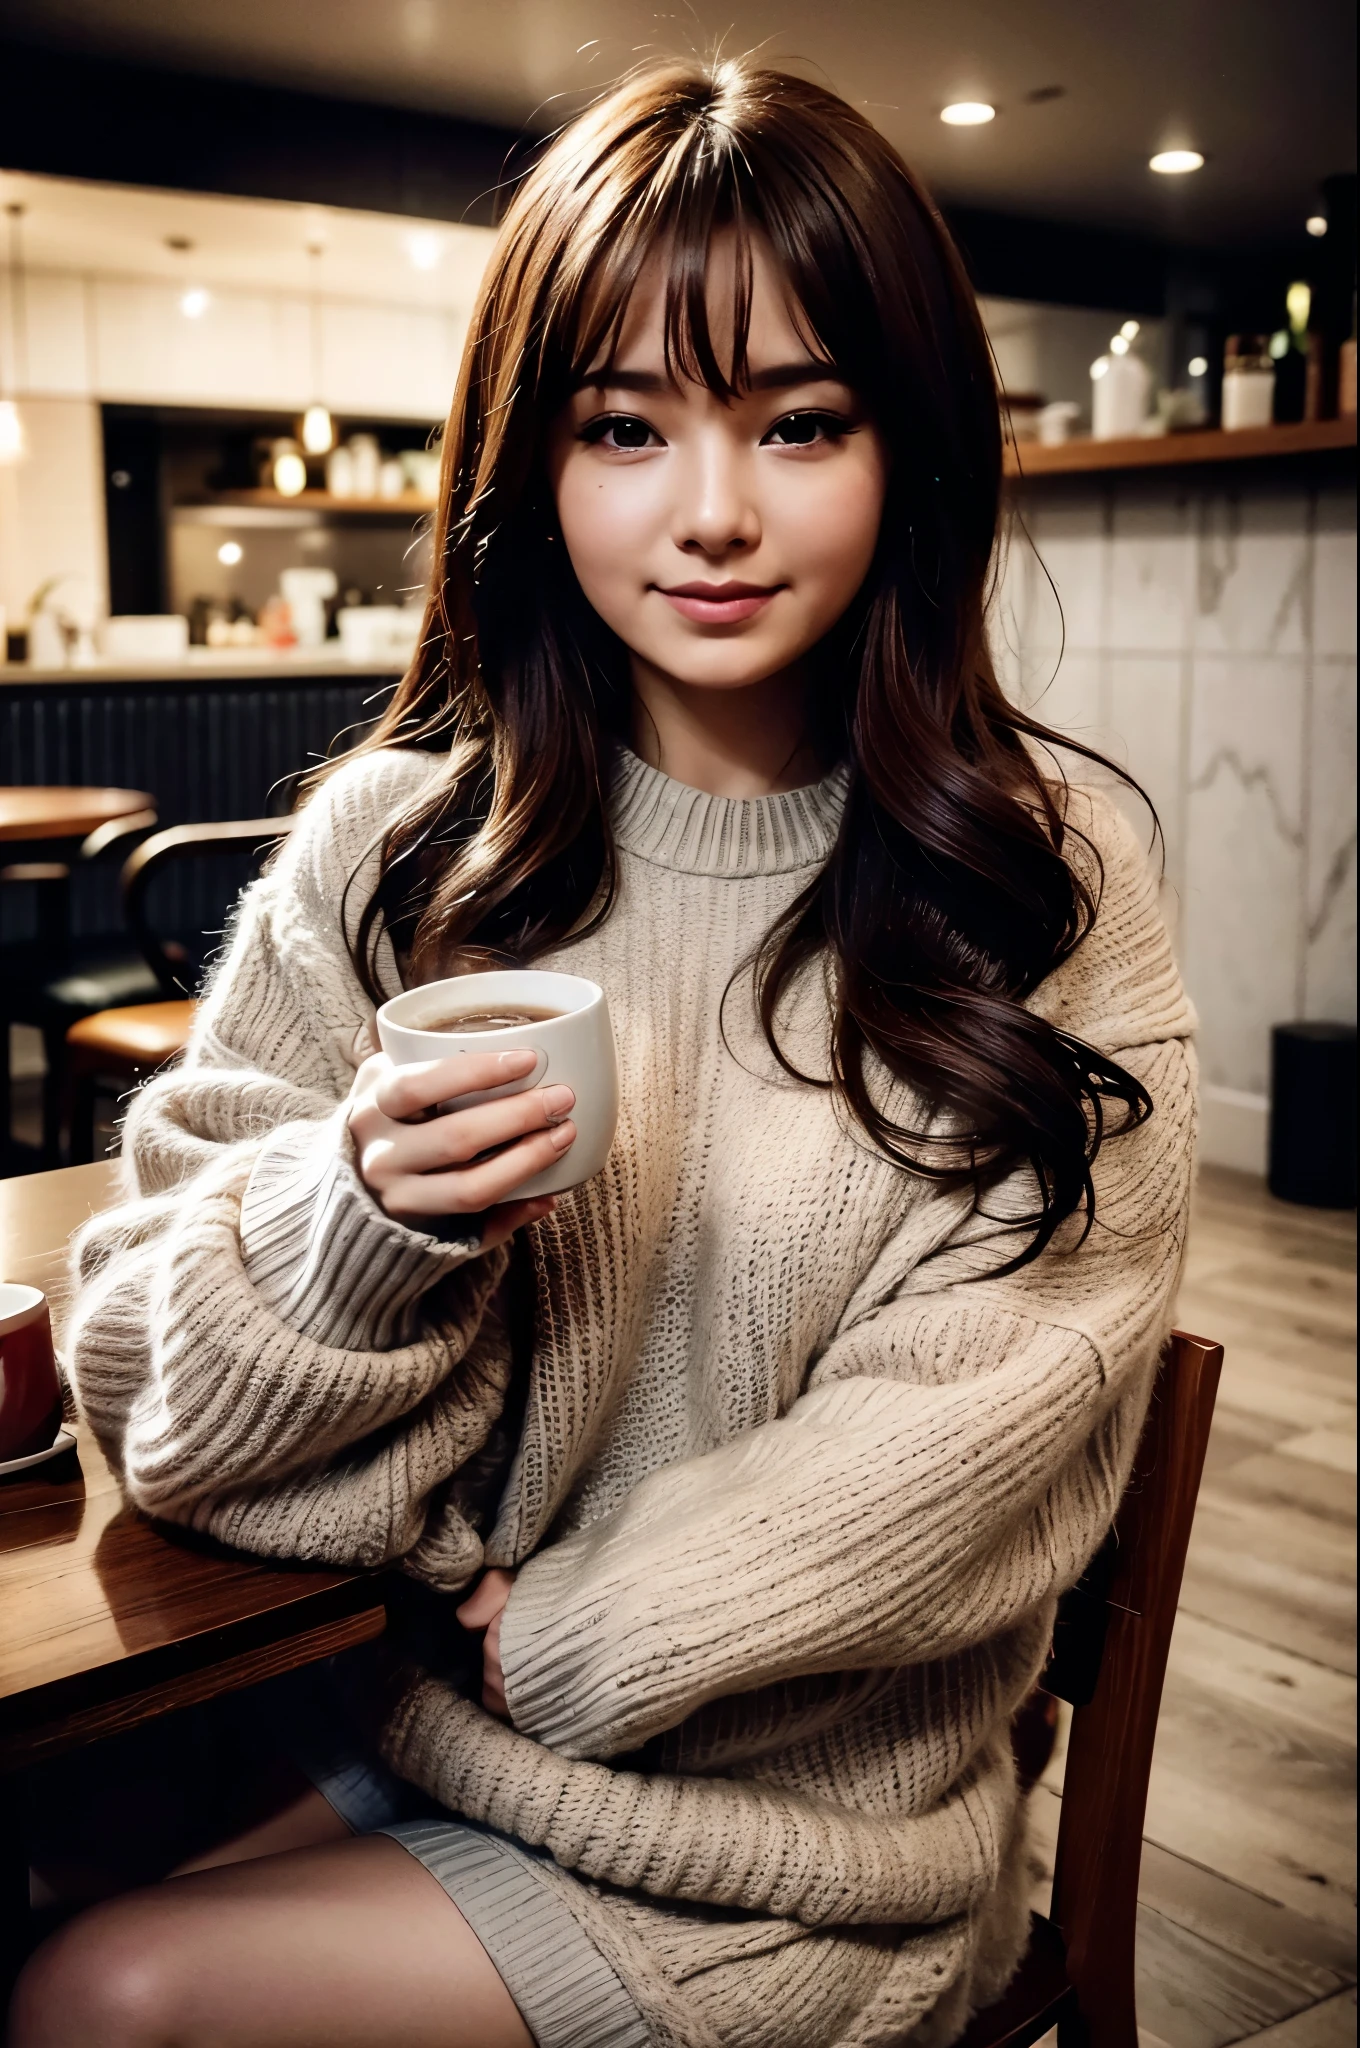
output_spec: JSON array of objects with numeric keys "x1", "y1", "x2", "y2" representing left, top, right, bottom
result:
[
  {"x1": 1045, "y1": 1328, "x2": 1224, "y2": 2045},
  {"x1": 121, "y1": 817, "x2": 295, "y2": 994}
]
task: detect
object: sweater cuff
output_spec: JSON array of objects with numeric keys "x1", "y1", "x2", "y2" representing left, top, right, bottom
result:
[
  {"x1": 240, "y1": 1109, "x2": 485, "y2": 1352},
  {"x1": 499, "y1": 1545, "x2": 618, "y2": 1756}
]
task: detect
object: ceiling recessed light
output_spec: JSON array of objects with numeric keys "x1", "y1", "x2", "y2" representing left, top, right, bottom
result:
[
  {"x1": 217, "y1": 541, "x2": 244, "y2": 567},
  {"x1": 941, "y1": 102, "x2": 996, "y2": 126},
  {"x1": 179, "y1": 286, "x2": 210, "y2": 319},
  {"x1": 1306, "y1": 215, "x2": 1328, "y2": 237},
  {"x1": 1149, "y1": 149, "x2": 1204, "y2": 175},
  {"x1": 406, "y1": 229, "x2": 442, "y2": 271}
]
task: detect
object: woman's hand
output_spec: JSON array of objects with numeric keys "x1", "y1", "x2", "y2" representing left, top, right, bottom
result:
[
  {"x1": 456, "y1": 1568, "x2": 517, "y2": 1719},
  {"x1": 348, "y1": 1049, "x2": 575, "y2": 1253}
]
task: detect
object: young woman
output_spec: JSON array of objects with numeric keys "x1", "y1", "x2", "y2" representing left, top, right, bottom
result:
[{"x1": 14, "y1": 58, "x2": 1196, "y2": 2048}]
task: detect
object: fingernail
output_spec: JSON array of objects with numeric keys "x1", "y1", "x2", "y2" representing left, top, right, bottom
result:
[
  {"x1": 548, "y1": 1120, "x2": 575, "y2": 1151},
  {"x1": 498, "y1": 1049, "x2": 538, "y2": 1073},
  {"x1": 542, "y1": 1084, "x2": 575, "y2": 1124}
]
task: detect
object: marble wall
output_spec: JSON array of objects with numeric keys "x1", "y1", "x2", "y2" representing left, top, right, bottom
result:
[{"x1": 991, "y1": 469, "x2": 1357, "y2": 1174}]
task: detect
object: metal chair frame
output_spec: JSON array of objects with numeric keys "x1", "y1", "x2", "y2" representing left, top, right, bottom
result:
[{"x1": 64, "y1": 818, "x2": 294, "y2": 1159}]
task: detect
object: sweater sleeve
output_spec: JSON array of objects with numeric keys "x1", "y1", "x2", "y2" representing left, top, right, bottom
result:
[
  {"x1": 63, "y1": 749, "x2": 511, "y2": 1577},
  {"x1": 499, "y1": 791, "x2": 1198, "y2": 1761}
]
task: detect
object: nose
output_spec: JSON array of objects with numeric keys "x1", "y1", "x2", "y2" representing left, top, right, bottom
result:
[{"x1": 671, "y1": 426, "x2": 761, "y2": 557}]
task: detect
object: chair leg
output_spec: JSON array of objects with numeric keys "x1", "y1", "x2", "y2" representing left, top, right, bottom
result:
[
  {"x1": 0, "y1": 1021, "x2": 13, "y2": 1170},
  {"x1": 40, "y1": 1026, "x2": 68, "y2": 1167},
  {"x1": 1057, "y1": 2010, "x2": 1091, "y2": 2048},
  {"x1": 69, "y1": 1067, "x2": 102, "y2": 1166}
]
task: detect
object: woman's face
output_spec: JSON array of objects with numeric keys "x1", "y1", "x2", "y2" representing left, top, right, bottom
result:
[{"x1": 547, "y1": 237, "x2": 889, "y2": 698}]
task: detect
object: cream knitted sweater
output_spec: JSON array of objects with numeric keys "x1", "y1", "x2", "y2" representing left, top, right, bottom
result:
[{"x1": 66, "y1": 746, "x2": 1196, "y2": 2048}]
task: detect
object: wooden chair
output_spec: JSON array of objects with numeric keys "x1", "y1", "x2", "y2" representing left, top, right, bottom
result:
[
  {"x1": 961, "y1": 1328, "x2": 1224, "y2": 2048},
  {"x1": 1, "y1": 808, "x2": 160, "y2": 1165},
  {"x1": 64, "y1": 817, "x2": 294, "y2": 1162}
]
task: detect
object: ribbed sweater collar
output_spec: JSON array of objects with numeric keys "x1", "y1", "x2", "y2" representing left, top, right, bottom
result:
[{"x1": 610, "y1": 748, "x2": 848, "y2": 877}]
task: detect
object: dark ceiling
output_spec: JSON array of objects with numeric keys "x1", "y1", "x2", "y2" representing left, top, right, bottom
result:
[{"x1": 3, "y1": 0, "x2": 1355, "y2": 246}]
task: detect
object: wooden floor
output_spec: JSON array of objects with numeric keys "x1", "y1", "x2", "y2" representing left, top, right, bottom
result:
[{"x1": 1031, "y1": 1166, "x2": 1357, "y2": 2047}]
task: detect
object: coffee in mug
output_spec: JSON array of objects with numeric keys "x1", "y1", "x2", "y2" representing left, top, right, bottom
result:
[
  {"x1": 419, "y1": 1006, "x2": 565, "y2": 1033},
  {"x1": 0, "y1": 1284, "x2": 63, "y2": 1464},
  {"x1": 376, "y1": 969, "x2": 619, "y2": 1199}
]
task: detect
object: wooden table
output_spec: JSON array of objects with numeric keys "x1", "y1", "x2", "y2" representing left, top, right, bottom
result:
[
  {"x1": 0, "y1": 788, "x2": 153, "y2": 843},
  {"x1": 0, "y1": 1163, "x2": 388, "y2": 1973}
]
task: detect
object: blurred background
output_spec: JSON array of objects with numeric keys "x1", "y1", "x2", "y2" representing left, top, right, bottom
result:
[{"x1": 0, "y1": 8, "x2": 1354, "y2": 2038}]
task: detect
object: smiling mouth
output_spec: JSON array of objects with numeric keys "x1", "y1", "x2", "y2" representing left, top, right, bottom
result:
[{"x1": 656, "y1": 580, "x2": 784, "y2": 625}]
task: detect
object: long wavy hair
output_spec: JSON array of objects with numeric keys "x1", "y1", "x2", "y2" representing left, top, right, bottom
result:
[{"x1": 341, "y1": 57, "x2": 1152, "y2": 1267}]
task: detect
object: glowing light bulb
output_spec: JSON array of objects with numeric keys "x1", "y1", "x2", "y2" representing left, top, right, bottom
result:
[
  {"x1": 406, "y1": 230, "x2": 442, "y2": 271},
  {"x1": 0, "y1": 399, "x2": 26, "y2": 465},
  {"x1": 1110, "y1": 334, "x2": 1130, "y2": 356},
  {"x1": 217, "y1": 541, "x2": 244, "y2": 567},
  {"x1": 1188, "y1": 356, "x2": 1208, "y2": 378},
  {"x1": 1286, "y1": 281, "x2": 1311, "y2": 334},
  {"x1": 1149, "y1": 150, "x2": 1204, "y2": 175},
  {"x1": 1090, "y1": 358, "x2": 1110, "y2": 380},
  {"x1": 179, "y1": 286, "x2": 210, "y2": 319},
  {"x1": 301, "y1": 404, "x2": 335, "y2": 454},
  {"x1": 273, "y1": 450, "x2": 307, "y2": 497},
  {"x1": 940, "y1": 102, "x2": 996, "y2": 126},
  {"x1": 1119, "y1": 320, "x2": 1141, "y2": 341},
  {"x1": 1306, "y1": 215, "x2": 1328, "y2": 237}
]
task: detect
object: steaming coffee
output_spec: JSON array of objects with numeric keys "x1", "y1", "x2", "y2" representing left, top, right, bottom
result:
[{"x1": 421, "y1": 1005, "x2": 565, "y2": 1033}]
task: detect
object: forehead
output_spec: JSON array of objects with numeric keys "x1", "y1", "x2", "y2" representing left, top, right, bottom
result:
[{"x1": 588, "y1": 229, "x2": 820, "y2": 379}]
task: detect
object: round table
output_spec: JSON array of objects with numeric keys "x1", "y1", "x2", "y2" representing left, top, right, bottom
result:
[{"x1": 0, "y1": 788, "x2": 154, "y2": 843}]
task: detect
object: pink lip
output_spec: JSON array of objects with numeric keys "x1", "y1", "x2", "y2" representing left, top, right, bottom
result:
[{"x1": 657, "y1": 581, "x2": 782, "y2": 625}]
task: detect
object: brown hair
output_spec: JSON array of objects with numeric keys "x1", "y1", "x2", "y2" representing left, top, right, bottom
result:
[{"x1": 342, "y1": 57, "x2": 1151, "y2": 1267}]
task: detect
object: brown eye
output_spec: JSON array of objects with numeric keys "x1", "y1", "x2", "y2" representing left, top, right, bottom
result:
[
  {"x1": 763, "y1": 411, "x2": 846, "y2": 447},
  {"x1": 580, "y1": 414, "x2": 661, "y2": 450}
]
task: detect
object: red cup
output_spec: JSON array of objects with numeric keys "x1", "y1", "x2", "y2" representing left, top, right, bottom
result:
[{"x1": 0, "y1": 1284, "x2": 63, "y2": 1463}]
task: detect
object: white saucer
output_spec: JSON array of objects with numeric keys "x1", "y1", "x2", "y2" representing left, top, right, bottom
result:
[{"x1": 0, "y1": 1426, "x2": 77, "y2": 1477}]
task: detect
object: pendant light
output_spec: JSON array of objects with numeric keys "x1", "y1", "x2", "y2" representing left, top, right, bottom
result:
[
  {"x1": 0, "y1": 204, "x2": 29, "y2": 467},
  {"x1": 299, "y1": 239, "x2": 334, "y2": 457}
]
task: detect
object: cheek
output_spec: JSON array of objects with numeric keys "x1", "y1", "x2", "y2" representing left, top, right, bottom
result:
[
  {"x1": 774, "y1": 453, "x2": 886, "y2": 600},
  {"x1": 555, "y1": 460, "x2": 657, "y2": 596}
]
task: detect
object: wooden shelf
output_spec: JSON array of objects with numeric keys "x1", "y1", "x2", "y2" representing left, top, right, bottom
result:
[
  {"x1": 179, "y1": 489, "x2": 437, "y2": 515},
  {"x1": 1004, "y1": 416, "x2": 1357, "y2": 479}
]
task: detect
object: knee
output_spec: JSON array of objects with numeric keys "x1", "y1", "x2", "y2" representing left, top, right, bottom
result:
[{"x1": 8, "y1": 1899, "x2": 187, "y2": 2048}]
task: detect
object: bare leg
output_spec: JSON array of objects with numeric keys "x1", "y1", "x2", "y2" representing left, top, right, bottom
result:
[
  {"x1": 170, "y1": 1779, "x2": 348, "y2": 1876},
  {"x1": 8, "y1": 1835, "x2": 535, "y2": 2048}
]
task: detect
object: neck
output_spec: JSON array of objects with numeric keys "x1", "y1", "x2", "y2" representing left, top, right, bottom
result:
[{"x1": 629, "y1": 657, "x2": 821, "y2": 798}]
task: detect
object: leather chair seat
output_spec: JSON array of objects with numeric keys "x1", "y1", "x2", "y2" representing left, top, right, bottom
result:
[{"x1": 67, "y1": 1000, "x2": 196, "y2": 1070}]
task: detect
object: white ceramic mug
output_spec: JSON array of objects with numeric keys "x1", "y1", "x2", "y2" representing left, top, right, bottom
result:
[{"x1": 376, "y1": 969, "x2": 620, "y2": 1199}]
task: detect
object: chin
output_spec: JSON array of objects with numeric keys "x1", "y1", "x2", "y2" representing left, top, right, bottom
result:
[{"x1": 644, "y1": 640, "x2": 809, "y2": 693}]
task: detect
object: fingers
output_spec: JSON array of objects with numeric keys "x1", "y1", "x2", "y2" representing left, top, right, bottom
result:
[
  {"x1": 376, "y1": 1081, "x2": 576, "y2": 1176},
  {"x1": 455, "y1": 1570, "x2": 516, "y2": 1723},
  {"x1": 349, "y1": 1050, "x2": 577, "y2": 1224},
  {"x1": 455, "y1": 1568, "x2": 516, "y2": 1629},
  {"x1": 371, "y1": 1048, "x2": 539, "y2": 1122},
  {"x1": 478, "y1": 1195, "x2": 558, "y2": 1254},
  {"x1": 380, "y1": 1120, "x2": 576, "y2": 1222},
  {"x1": 481, "y1": 1612, "x2": 509, "y2": 1719}
]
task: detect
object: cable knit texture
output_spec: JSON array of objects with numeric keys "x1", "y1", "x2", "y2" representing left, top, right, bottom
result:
[{"x1": 65, "y1": 743, "x2": 1197, "y2": 2047}]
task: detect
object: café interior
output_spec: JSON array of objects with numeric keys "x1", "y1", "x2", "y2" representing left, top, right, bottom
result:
[{"x1": 0, "y1": 5, "x2": 1354, "y2": 2044}]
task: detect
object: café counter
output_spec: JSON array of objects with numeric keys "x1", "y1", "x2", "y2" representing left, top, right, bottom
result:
[{"x1": 0, "y1": 651, "x2": 406, "y2": 951}]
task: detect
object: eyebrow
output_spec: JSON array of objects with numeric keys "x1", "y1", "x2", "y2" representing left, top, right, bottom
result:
[{"x1": 577, "y1": 360, "x2": 844, "y2": 395}]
